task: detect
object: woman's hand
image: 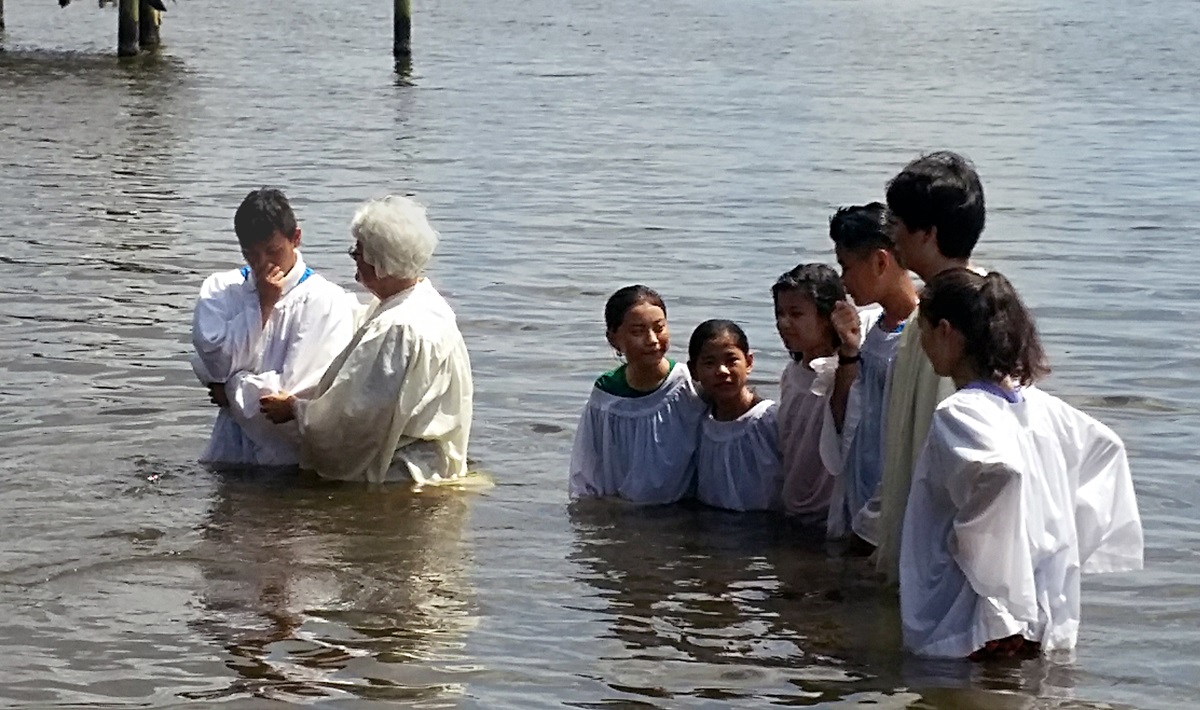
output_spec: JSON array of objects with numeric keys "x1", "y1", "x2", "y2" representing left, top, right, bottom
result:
[{"x1": 259, "y1": 392, "x2": 297, "y2": 424}]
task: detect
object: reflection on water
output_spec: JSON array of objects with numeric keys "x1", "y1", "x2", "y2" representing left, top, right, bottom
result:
[
  {"x1": 188, "y1": 471, "x2": 478, "y2": 704},
  {"x1": 568, "y1": 502, "x2": 1123, "y2": 708},
  {"x1": 569, "y1": 502, "x2": 896, "y2": 704}
]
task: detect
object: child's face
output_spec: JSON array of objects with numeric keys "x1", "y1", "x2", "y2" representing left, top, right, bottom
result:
[
  {"x1": 836, "y1": 246, "x2": 882, "y2": 306},
  {"x1": 691, "y1": 334, "x2": 753, "y2": 404},
  {"x1": 607, "y1": 302, "x2": 670, "y2": 368},
  {"x1": 240, "y1": 229, "x2": 300, "y2": 280},
  {"x1": 775, "y1": 290, "x2": 835, "y2": 357},
  {"x1": 919, "y1": 316, "x2": 965, "y2": 379}
]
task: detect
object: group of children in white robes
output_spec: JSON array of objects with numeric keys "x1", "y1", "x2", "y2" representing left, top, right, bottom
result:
[
  {"x1": 568, "y1": 151, "x2": 1144, "y2": 662},
  {"x1": 190, "y1": 162, "x2": 1143, "y2": 667}
]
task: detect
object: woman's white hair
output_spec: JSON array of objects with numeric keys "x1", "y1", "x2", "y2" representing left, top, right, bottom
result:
[{"x1": 351, "y1": 195, "x2": 439, "y2": 280}]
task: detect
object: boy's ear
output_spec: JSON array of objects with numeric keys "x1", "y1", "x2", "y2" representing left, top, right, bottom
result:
[
  {"x1": 745, "y1": 351, "x2": 755, "y2": 372},
  {"x1": 923, "y1": 225, "x2": 939, "y2": 253},
  {"x1": 935, "y1": 318, "x2": 956, "y2": 339},
  {"x1": 290, "y1": 227, "x2": 303, "y2": 247},
  {"x1": 872, "y1": 248, "x2": 891, "y2": 275},
  {"x1": 606, "y1": 331, "x2": 620, "y2": 354}
]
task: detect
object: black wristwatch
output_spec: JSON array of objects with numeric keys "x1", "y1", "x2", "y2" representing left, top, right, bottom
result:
[{"x1": 838, "y1": 352, "x2": 862, "y2": 366}]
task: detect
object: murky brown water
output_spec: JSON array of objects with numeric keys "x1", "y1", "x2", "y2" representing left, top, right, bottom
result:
[{"x1": 2, "y1": 0, "x2": 1198, "y2": 706}]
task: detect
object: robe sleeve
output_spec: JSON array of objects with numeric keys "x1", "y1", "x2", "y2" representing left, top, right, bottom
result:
[
  {"x1": 808, "y1": 357, "x2": 844, "y2": 478},
  {"x1": 225, "y1": 291, "x2": 357, "y2": 421},
  {"x1": 568, "y1": 397, "x2": 603, "y2": 499},
  {"x1": 191, "y1": 274, "x2": 261, "y2": 385},
  {"x1": 934, "y1": 407, "x2": 1040, "y2": 637},
  {"x1": 1063, "y1": 407, "x2": 1144, "y2": 574},
  {"x1": 297, "y1": 321, "x2": 415, "y2": 482}
]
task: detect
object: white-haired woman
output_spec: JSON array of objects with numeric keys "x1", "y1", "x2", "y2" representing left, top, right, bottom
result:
[{"x1": 260, "y1": 196, "x2": 473, "y2": 485}]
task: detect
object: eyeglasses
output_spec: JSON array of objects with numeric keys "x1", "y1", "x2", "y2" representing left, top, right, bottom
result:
[{"x1": 347, "y1": 244, "x2": 364, "y2": 259}]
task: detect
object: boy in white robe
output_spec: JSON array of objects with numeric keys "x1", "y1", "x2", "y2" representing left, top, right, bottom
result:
[
  {"x1": 191, "y1": 188, "x2": 356, "y2": 466},
  {"x1": 900, "y1": 269, "x2": 1142, "y2": 660},
  {"x1": 826, "y1": 204, "x2": 919, "y2": 541},
  {"x1": 260, "y1": 196, "x2": 473, "y2": 486},
  {"x1": 873, "y1": 152, "x2": 988, "y2": 586}
]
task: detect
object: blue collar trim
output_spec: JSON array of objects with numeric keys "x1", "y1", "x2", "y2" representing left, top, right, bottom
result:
[
  {"x1": 875, "y1": 312, "x2": 906, "y2": 334},
  {"x1": 241, "y1": 265, "x2": 313, "y2": 284}
]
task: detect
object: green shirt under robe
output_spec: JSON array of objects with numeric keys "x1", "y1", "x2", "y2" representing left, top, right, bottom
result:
[{"x1": 594, "y1": 359, "x2": 678, "y2": 398}]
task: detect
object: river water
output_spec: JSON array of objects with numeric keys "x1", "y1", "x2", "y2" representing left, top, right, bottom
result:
[{"x1": 1, "y1": 0, "x2": 1198, "y2": 707}]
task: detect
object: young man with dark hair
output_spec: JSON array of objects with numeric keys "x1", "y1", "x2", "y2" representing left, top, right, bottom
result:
[
  {"x1": 191, "y1": 187, "x2": 356, "y2": 466},
  {"x1": 825, "y1": 203, "x2": 919, "y2": 543},
  {"x1": 872, "y1": 151, "x2": 986, "y2": 585},
  {"x1": 885, "y1": 150, "x2": 985, "y2": 281}
]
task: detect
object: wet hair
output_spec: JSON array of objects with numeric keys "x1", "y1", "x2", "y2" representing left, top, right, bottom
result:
[
  {"x1": 920, "y1": 268, "x2": 1049, "y2": 386},
  {"x1": 829, "y1": 202, "x2": 894, "y2": 255},
  {"x1": 688, "y1": 319, "x2": 750, "y2": 363},
  {"x1": 604, "y1": 285, "x2": 667, "y2": 332},
  {"x1": 772, "y1": 263, "x2": 846, "y2": 357},
  {"x1": 885, "y1": 151, "x2": 985, "y2": 260},
  {"x1": 234, "y1": 188, "x2": 297, "y2": 245},
  {"x1": 771, "y1": 263, "x2": 846, "y2": 318}
]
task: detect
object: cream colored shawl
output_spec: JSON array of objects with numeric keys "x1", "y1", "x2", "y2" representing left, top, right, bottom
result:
[{"x1": 875, "y1": 307, "x2": 956, "y2": 586}]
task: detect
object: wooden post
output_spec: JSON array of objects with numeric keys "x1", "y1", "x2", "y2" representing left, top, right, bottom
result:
[
  {"x1": 139, "y1": 1, "x2": 160, "y2": 50},
  {"x1": 393, "y1": 0, "x2": 412, "y2": 59},
  {"x1": 118, "y1": 0, "x2": 140, "y2": 57},
  {"x1": 0, "y1": 0, "x2": 6, "y2": 33}
]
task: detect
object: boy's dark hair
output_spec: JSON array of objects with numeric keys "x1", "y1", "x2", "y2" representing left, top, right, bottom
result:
[
  {"x1": 771, "y1": 263, "x2": 846, "y2": 319},
  {"x1": 688, "y1": 319, "x2": 749, "y2": 363},
  {"x1": 604, "y1": 285, "x2": 666, "y2": 332},
  {"x1": 885, "y1": 151, "x2": 985, "y2": 260},
  {"x1": 920, "y1": 268, "x2": 1049, "y2": 386},
  {"x1": 234, "y1": 188, "x2": 297, "y2": 245},
  {"x1": 829, "y1": 202, "x2": 894, "y2": 255}
]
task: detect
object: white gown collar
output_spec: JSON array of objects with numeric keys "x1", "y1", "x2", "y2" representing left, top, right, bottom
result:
[{"x1": 241, "y1": 251, "x2": 311, "y2": 298}]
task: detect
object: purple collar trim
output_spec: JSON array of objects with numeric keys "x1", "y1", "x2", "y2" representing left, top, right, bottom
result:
[{"x1": 964, "y1": 380, "x2": 1024, "y2": 403}]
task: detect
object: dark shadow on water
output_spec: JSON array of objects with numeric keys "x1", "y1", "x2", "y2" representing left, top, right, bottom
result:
[
  {"x1": 393, "y1": 55, "x2": 414, "y2": 87},
  {"x1": 0, "y1": 46, "x2": 193, "y2": 257},
  {"x1": 186, "y1": 469, "x2": 480, "y2": 704},
  {"x1": 0, "y1": 47, "x2": 188, "y2": 85}
]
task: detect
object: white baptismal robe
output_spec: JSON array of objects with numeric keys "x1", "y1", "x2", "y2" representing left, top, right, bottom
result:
[
  {"x1": 778, "y1": 358, "x2": 838, "y2": 521},
  {"x1": 191, "y1": 253, "x2": 356, "y2": 466},
  {"x1": 899, "y1": 386, "x2": 1144, "y2": 659},
  {"x1": 296, "y1": 279, "x2": 474, "y2": 485},
  {"x1": 696, "y1": 400, "x2": 783, "y2": 512},
  {"x1": 569, "y1": 362, "x2": 706, "y2": 504},
  {"x1": 818, "y1": 304, "x2": 884, "y2": 538}
]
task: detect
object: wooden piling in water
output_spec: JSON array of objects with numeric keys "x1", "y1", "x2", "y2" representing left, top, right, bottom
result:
[
  {"x1": 394, "y1": 0, "x2": 412, "y2": 58},
  {"x1": 118, "y1": 0, "x2": 140, "y2": 57},
  {"x1": 138, "y1": 1, "x2": 160, "y2": 50},
  {"x1": 0, "y1": 0, "x2": 6, "y2": 33}
]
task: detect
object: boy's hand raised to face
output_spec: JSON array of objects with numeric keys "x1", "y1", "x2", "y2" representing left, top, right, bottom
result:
[
  {"x1": 831, "y1": 301, "x2": 862, "y2": 357},
  {"x1": 257, "y1": 265, "x2": 287, "y2": 325}
]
